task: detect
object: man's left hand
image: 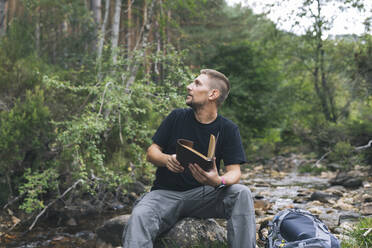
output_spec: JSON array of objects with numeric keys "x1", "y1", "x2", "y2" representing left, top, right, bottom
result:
[{"x1": 189, "y1": 157, "x2": 220, "y2": 187}]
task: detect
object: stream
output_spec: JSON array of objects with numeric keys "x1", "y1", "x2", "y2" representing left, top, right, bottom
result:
[{"x1": 1, "y1": 154, "x2": 371, "y2": 247}]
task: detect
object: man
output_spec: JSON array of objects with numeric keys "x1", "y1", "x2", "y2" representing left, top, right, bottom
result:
[{"x1": 122, "y1": 69, "x2": 256, "y2": 248}]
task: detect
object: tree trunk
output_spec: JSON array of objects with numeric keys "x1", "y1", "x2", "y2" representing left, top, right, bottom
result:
[
  {"x1": 91, "y1": 0, "x2": 102, "y2": 52},
  {"x1": 125, "y1": 0, "x2": 157, "y2": 90},
  {"x1": 320, "y1": 47, "x2": 337, "y2": 122},
  {"x1": 167, "y1": 9, "x2": 171, "y2": 46},
  {"x1": 312, "y1": 0, "x2": 335, "y2": 122},
  {"x1": 127, "y1": 0, "x2": 132, "y2": 53},
  {"x1": 35, "y1": 6, "x2": 40, "y2": 56},
  {"x1": 0, "y1": 0, "x2": 8, "y2": 37},
  {"x1": 97, "y1": 0, "x2": 110, "y2": 80},
  {"x1": 112, "y1": 0, "x2": 122, "y2": 65}
]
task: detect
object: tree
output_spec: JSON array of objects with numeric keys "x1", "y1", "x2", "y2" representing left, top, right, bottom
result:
[
  {"x1": 205, "y1": 42, "x2": 284, "y2": 150},
  {"x1": 288, "y1": 0, "x2": 365, "y2": 122},
  {"x1": 111, "y1": 0, "x2": 122, "y2": 65},
  {"x1": 91, "y1": 0, "x2": 102, "y2": 52},
  {"x1": 0, "y1": 0, "x2": 8, "y2": 37}
]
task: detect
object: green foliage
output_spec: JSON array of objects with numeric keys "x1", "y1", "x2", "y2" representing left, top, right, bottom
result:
[
  {"x1": 0, "y1": 87, "x2": 53, "y2": 175},
  {"x1": 298, "y1": 163, "x2": 327, "y2": 175},
  {"x1": 342, "y1": 217, "x2": 372, "y2": 248},
  {"x1": 328, "y1": 141, "x2": 354, "y2": 166},
  {"x1": 45, "y1": 48, "x2": 191, "y2": 194},
  {"x1": 1, "y1": 0, "x2": 372, "y2": 216},
  {"x1": 18, "y1": 167, "x2": 58, "y2": 213},
  {"x1": 204, "y1": 41, "x2": 284, "y2": 156}
]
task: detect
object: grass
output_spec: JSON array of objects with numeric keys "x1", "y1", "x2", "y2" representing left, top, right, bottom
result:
[{"x1": 341, "y1": 217, "x2": 372, "y2": 248}]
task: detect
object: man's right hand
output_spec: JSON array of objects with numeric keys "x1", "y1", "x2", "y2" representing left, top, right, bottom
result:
[{"x1": 166, "y1": 154, "x2": 184, "y2": 173}]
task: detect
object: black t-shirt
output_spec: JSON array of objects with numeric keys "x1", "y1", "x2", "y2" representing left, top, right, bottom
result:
[{"x1": 151, "y1": 108, "x2": 246, "y2": 191}]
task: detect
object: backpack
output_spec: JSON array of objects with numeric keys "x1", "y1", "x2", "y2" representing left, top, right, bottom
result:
[{"x1": 258, "y1": 208, "x2": 341, "y2": 248}]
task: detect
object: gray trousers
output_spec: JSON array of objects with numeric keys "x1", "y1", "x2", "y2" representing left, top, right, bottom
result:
[{"x1": 122, "y1": 184, "x2": 256, "y2": 248}]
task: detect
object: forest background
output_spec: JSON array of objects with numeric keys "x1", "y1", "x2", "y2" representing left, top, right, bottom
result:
[{"x1": 0, "y1": 0, "x2": 371, "y2": 222}]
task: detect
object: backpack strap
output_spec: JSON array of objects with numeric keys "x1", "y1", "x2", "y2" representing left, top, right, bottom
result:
[
  {"x1": 271, "y1": 209, "x2": 294, "y2": 245},
  {"x1": 258, "y1": 220, "x2": 271, "y2": 242}
]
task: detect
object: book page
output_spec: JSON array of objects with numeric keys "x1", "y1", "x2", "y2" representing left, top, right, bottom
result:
[{"x1": 207, "y1": 134, "x2": 216, "y2": 159}]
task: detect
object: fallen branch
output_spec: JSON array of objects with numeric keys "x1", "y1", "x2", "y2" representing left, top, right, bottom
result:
[
  {"x1": 3, "y1": 193, "x2": 25, "y2": 210},
  {"x1": 355, "y1": 140, "x2": 372, "y2": 151},
  {"x1": 315, "y1": 151, "x2": 331, "y2": 166},
  {"x1": 363, "y1": 228, "x2": 372, "y2": 237},
  {"x1": 315, "y1": 140, "x2": 372, "y2": 166},
  {"x1": 28, "y1": 179, "x2": 83, "y2": 231}
]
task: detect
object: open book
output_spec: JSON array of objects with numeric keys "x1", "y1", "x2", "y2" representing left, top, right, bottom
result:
[{"x1": 176, "y1": 134, "x2": 218, "y2": 171}]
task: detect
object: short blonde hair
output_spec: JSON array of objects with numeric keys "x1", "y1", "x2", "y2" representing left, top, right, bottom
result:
[{"x1": 200, "y1": 69, "x2": 230, "y2": 106}]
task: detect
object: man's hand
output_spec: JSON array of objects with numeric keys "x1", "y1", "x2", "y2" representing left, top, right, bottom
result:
[
  {"x1": 189, "y1": 157, "x2": 221, "y2": 187},
  {"x1": 166, "y1": 154, "x2": 184, "y2": 173}
]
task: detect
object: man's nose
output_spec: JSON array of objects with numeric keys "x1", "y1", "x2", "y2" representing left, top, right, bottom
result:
[{"x1": 187, "y1": 83, "x2": 193, "y2": 91}]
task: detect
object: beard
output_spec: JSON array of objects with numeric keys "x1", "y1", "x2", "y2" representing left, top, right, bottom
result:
[{"x1": 186, "y1": 97, "x2": 206, "y2": 111}]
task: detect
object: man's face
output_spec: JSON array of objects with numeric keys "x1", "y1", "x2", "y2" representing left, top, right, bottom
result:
[{"x1": 186, "y1": 74, "x2": 212, "y2": 109}]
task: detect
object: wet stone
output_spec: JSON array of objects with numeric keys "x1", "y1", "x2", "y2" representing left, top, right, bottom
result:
[
  {"x1": 361, "y1": 202, "x2": 372, "y2": 215},
  {"x1": 329, "y1": 171, "x2": 364, "y2": 189},
  {"x1": 310, "y1": 191, "x2": 338, "y2": 203},
  {"x1": 338, "y1": 212, "x2": 361, "y2": 225}
]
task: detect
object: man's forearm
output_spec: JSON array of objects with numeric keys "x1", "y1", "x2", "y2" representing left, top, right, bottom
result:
[
  {"x1": 220, "y1": 165, "x2": 241, "y2": 186},
  {"x1": 146, "y1": 144, "x2": 169, "y2": 167}
]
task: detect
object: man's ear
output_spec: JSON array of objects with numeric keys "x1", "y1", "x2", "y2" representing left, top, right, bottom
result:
[{"x1": 209, "y1": 89, "x2": 220, "y2": 100}]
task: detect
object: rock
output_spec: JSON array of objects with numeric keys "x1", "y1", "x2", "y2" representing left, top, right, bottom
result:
[
  {"x1": 364, "y1": 181, "x2": 372, "y2": 188},
  {"x1": 329, "y1": 171, "x2": 363, "y2": 188},
  {"x1": 96, "y1": 215, "x2": 130, "y2": 246},
  {"x1": 338, "y1": 212, "x2": 361, "y2": 225},
  {"x1": 255, "y1": 209, "x2": 265, "y2": 216},
  {"x1": 66, "y1": 217, "x2": 77, "y2": 226},
  {"x1": 254, "y1": 194, "x2": 265, "y2": 200},
  {"x1": 306, "y1": 200, "x2": 323, "y2": 207},
  {"x1": 307, "y1": 207, "x2": 322, "y2": 215},
  {"x1": 126, "y1": 181, "x2": 146, "y2": 195},
  {"x1": 96, "y1": 215, "x2": 227, "y2": 248},
  {"x1": 75, "y1": 231, "x2": 95, "y2": 240},
  {"x1": 310, "y1": 191, "x2": 337, "y2": 203},
  {"x1": 361, "y1": 202, "x2": 372, "y2": 215},
  {"x1": 334, "y1": 199, "x2": 356, "y2": 211},
  {"x1": 154, "y1": 218, "x2": 227, "y2": 248},
  {"x1": 319, "y1": 212, "x2": 340, "y2": 231},
  {"x1": 254, "y1": 199, "x2": 271, "y2": 211},
  {"x1": 362, "y1": 193, "x2": 372, "y2": 203},
  {"x1": 338, "y1": 221, "x2": 354, "y2": 232},
  {"x1": 324, "y1": 186, "x2": 346, "y2": 197}
]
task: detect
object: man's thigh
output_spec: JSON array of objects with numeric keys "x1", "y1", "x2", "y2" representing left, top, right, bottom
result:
[{"x1": 181, "y1": 184, "x2": 253, "y2": 219}]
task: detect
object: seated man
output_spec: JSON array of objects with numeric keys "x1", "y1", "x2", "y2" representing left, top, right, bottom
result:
[{"x1": 122, "y1": 69, "x2": 256, "y2": 248}]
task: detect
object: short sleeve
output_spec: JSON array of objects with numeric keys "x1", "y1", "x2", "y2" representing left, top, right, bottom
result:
[
  {"x1": 152, "y1": 110, "x2": 177, "y2": 150},
  {"x1": 221, "y1": 125, "x2": 246, "y2": 166}
]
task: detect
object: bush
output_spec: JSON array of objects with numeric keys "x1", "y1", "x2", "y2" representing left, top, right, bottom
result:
[
  {"x1": 45, "y1": 47, "x2": 192, "y2": 195},
  {"x1": 0, "y1": 87, "x2": 54, "y2": 200}
]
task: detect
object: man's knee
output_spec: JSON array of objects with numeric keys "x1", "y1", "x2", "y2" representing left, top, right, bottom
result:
[
  {"x1": 130, "y1": 204, "x2": 157, "y2": 225},
  {"x1": 229, "y1": 184, "x2": 253, "y2": 200}
]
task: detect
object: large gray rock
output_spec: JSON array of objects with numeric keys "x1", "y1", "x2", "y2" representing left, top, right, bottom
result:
[
  {"x1": 310, "y1": 191, "x2": 338, "y2": 203},
  {"x1": 95, "y1": 214, "x2": 227, "y2": 248},
  {"x1": 329, "y1": 170, "x2": 363, "y2": 188}
]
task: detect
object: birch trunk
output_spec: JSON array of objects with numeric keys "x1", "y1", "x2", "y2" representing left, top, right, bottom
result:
[
  {"x1": 91, "y1": 0, "x2": 102, "y2": 52},
  {"x1": 127, "y1": 0, "x2": 132, "y2": 53},
  {"x1": 111, "y1": 0, "x2": 122, "y2": 65},
  {"x1": 97, "y1": 0, "x2": 110, "y2": 80},
  {"x1": 0, "y1": 0, "x2": 7, "y2": 37}
]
